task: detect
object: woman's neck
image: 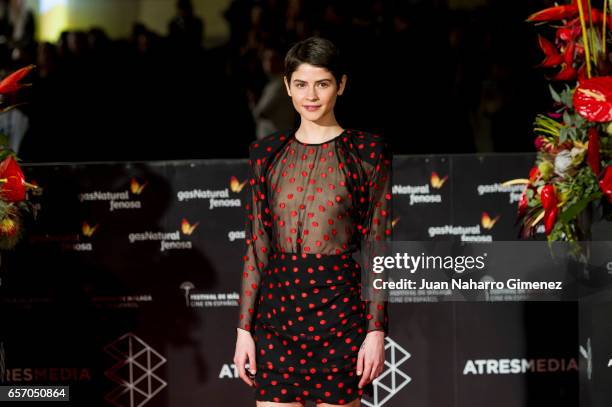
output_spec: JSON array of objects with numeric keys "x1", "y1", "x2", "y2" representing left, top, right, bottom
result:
[{"x1": 295, "y1": 119, "x2": 343, "y2": 144}]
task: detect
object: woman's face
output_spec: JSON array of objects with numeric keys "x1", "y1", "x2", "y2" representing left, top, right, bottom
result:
[{"x1": 284, "y1": 63, "x2": 346, "y2": 124}]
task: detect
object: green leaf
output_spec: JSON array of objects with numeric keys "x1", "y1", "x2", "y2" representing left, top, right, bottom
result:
[
  {"x1": 562, "y1": 85, "x2": 574, "y2": 108},
  {"x1": 560, "y1": 127, "x2": 568, "y2": 143},
  {"x1": 0, "y1": 149, "x2": 12, "y2": 161},
  {"x1": 558, "y1": 192, "x2": 602, "y2": 223},
  {"x1": 563, "y1": 110, "x2": 572, "y2": 126},
  {"x1": 534, "y1": 127, "x2": 560, "y2": 137},
  {"x1": 549, "y1": 84, "x2": 561, "y2": 103}
]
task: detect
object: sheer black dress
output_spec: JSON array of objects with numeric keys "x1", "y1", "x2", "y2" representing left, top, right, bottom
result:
[{"x1": 237, "y1": 128, "x2": 392, "y2": 404}]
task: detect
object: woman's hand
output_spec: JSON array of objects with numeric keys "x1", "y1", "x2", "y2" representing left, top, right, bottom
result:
[
  {"x1": 357, "y1": 330, "x2": 385, "y2": 389},
  {"x1": 234, "y1": 327, "x2": 257, "y2": 387}
]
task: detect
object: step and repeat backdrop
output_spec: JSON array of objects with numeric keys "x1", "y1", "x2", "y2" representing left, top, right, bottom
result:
[{"x1": 0, "y1": 153, "x2": 609, "y2": 406}]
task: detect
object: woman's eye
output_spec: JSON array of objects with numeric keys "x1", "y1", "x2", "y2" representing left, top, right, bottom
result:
[{"x1": 319, "y1": 83, "x2": 328, "y2": 88}]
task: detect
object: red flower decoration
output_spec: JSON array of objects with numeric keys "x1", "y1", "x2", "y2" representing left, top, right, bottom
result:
[
  {"x1": 0, "y1": 155, "x2": 26, "y2": 202},
  {"x1": 534, "y1": 136, "x2": 546, "y2": 151},
  {"x1": 573, "y1": 77, "x2": 612, "y2": 122},
  {"x1": 537, "y1": 35, "x2": 563, "y2": 68},
  {"x1": 540, "y1": 184, "x2": 558, "y2": 235},
  {"x1": 600, "y1": 165, "x2": 612, "y2": 205},
  {"x1": 527, "y1": 5, "x2": 578, "y2": 22},
  {"x1": 544, "y1": 207, "x2": 558, "y2": 235},
  {"x1": 0, "y1": 65, "x2": 34, "y2": 95},
  {"x1": 518, "y1": 188, "x2": 528, "y2": 218},
  {"x1": 587, "y1": 127, "x2": 600, "y2": 175},
  {"x1": 541, "y1": 184, "x2": 557, "y2": 211},
  {"x1": 529, "y1": 166, "x2": 540, "y2": 182}
]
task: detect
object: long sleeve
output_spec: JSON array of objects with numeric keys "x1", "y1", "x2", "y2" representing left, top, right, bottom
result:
[
  {"x1": 360, "y1": 137, "x2": 392, "y2": 336},
  {"x1": 237, "y1": 143, "x2": 272, "y2": 334}
]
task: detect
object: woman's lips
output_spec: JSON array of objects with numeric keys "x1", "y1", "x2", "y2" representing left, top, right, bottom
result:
[{"x1": 304, "y1": 105, "x2": 321, "y2": 111}]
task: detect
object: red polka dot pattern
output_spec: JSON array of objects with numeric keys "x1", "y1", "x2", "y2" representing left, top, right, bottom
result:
[{"x1": 237, "y1": 129, "x2": 393, "y2": 403}]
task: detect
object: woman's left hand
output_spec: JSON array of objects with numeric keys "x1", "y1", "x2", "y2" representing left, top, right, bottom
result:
[{"x1": 356, "y1": 330, "x2": 385, "y2": 389}]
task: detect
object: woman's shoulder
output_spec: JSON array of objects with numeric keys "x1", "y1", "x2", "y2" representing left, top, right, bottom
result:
[
  {"x1": 345, "y1": 129, "x2": 392, "y2": 165},
  {"x1": 248, "y1": 129, "x2": 294, "y2": 161}
]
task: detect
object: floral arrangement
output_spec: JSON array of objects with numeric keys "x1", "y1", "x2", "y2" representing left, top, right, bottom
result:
[
  {"x1": 506, "y1": 0, "x2": 612, "y2": 249},
  {"x1": 0, "y1": 65, "x2": 38, "y2": 250}
]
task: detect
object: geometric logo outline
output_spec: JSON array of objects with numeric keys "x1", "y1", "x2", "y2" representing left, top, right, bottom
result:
[
  {"x1": 361, "y1": 336, "x2": 412, "y2": 407},
  {"x1": 103, "y1": 333, "x2": 168, "y2": 407}
]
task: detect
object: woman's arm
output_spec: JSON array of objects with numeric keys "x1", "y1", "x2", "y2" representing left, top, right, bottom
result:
[
  {"x1": 237, "y1": 142, "x2": 272, "y2": 333},
  {"x1": 361, "y1": 136, "x2": 393, "y2": 336}
]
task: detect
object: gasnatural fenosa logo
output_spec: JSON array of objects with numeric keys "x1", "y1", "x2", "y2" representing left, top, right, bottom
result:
[
  {"x1": 128, "y1": 218, "x2": 199, "y2": 251},
  {"x1": 175, "y1": 176, "x2": 244, "y2": 209},
  {"x1": 428, "y1": 212, "x2": 499, "y2": 242},
  {"x1": 78, "y1": 177, "x2": 147, "y2": 211},
  {"x1": 392, "y1": 171, "x2": 448, "y2": 205}
]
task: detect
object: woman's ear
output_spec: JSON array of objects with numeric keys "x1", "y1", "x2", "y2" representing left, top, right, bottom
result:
[
  {"x1": 337, "y1": 74, "x2": 347, "y2": 96},
  {"x1": 283, "y1": 75, "x2": 292, "y2": 97}
]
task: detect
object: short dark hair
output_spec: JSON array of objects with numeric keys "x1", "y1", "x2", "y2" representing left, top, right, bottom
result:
[{"x1": 284, "y1": 36, "x2": 345, "y2": 86}]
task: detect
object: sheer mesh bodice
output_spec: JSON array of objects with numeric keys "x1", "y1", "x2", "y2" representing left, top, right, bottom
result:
[{"x1": 238, "y1": 128, "x2": 393, "y2": 335}]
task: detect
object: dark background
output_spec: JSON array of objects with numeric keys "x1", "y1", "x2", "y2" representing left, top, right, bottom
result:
[{"x1": 0, "y1": 0, "x2": 558, "y2": 162}]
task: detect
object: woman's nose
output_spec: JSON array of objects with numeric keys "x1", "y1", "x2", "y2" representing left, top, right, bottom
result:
[{"x1": 307, "y1": 86, "x2": 318, "y2": 100}]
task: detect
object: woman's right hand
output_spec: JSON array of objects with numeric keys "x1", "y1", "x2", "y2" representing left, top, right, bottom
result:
[{"x1": 234, "y1": 327, "x2": 257, "y2": 387}]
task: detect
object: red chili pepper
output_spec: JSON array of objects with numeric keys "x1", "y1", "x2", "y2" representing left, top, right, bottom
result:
[
  {"x1": 587, "y1": 127, "x2": 600, "y2": 175},
  {"x1": 0, "y1": 65, "x2": 34, "y2": 95},
  {"x1": 0, "y1": 155, "x2": 26, "y2": 202},
  {"x1": 527, "y1": 5, "x2": 578, "y2": 22},
  {"x1": 600, "y1": 165, "x2": 612, "y2": 204},
  {"x1": 518, "y1": 188, "x2": 528, "y2": 218},
  {"x1": 541, "y1": 184, "x2": 557, "y2": 211},
  {"x1": 574, "y1": 77, "x2": 612, "y2": 122},
  {"x1": 529, "y1": 166, "x2": 540, "y2": 183},
  {"x1": 544, "y1": 206, "x2": 558, "y2": 235}
]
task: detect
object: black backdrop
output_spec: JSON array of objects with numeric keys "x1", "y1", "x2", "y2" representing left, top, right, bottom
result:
[{"x1": 0, "y1": 153, "x2": 608, "y2": 407}]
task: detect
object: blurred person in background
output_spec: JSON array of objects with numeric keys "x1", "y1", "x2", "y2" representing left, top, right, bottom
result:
[
  {"x1": 7, "y1": 0, "x2": 35, "y2": 65},
  {"x1": 252, "y1": 46, "x2": 296, "y2": 139},
  {"x1": 168, "y1": 0, "x2": 204, "y2": 52},
  {"x1": 0, "y1": 91, "x2": 29, "y2": 153}
]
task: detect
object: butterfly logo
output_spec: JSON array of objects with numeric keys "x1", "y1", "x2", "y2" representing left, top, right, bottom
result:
[
  {"x1": 230, "y1": 176, "x2": 248, "y2": 193},
  {"x1": 481, "y1": 212, "x2": 500, "y2": 230},
  {"x1": 82, "y1": 221, "x2": 99, "y2": 237},
  {"x1": 430, "y1": 172, "x2": 448, "y2": 189},
  {"x1": 181, "y1": 218, "x2": 199, "y2": 235},
  {"x1": 130, "y1": 178, "x2": 148, "y2": 195}
]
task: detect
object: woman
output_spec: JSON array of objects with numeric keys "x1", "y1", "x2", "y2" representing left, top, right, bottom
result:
[{"x1": 234, "y1": 36, "x2": 392, "y2": 406}]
